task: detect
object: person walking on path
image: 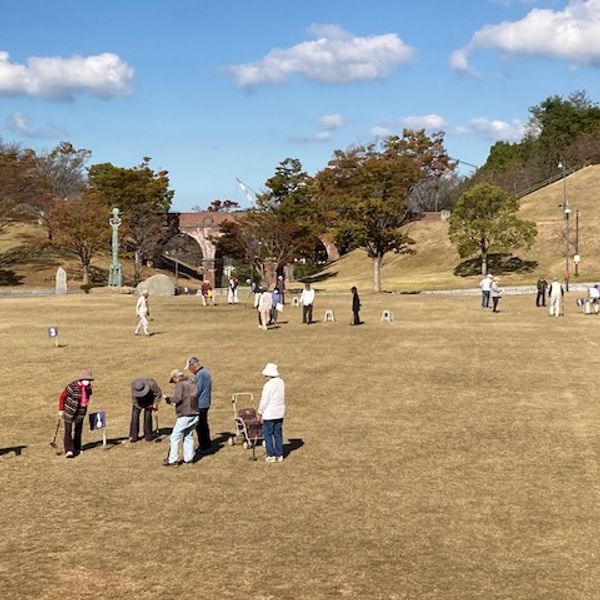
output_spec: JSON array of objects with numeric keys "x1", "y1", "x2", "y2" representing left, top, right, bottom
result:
[
  {"x1": 351, "y1": 286, "x2": 362, "y2": 325},
  {"x1": 58, "y1": 369, "x2": 93, "y2": 458},
  {"x1": 200, "y1": 281, "x2": 215, "y2": 306},
  {"x1": 258, "y1": 287, "x2": 273, "y2": 330},
  {"x1": 163, "y1": 369, "x2": 199, "y2": 467},
  {"x1": 536, "y1": 277, "x2": 548, "y2": 307},
  {"x1": 491, "y1": 277, "x2": 503, "y2": 313},
  {"x1": 185, "y1": 356, "x2": 212, "y2": 454},
  {"x1": 129, "y1": 378, "x2": 162, "y2": 443},
  {"x1": 257, "y1": 363, "x2": 285, "y2": 463},
  {"x1": 479, "y1": 274, "x2": 493, "y2": 309},
  {"x1": 548, "y1": 277, "x2": 564, "y2": 317},
  {"x1": 299, "y1": 283, "x2": 315, "y2": 324},
  {"x1": 227, "y1": 276, "x2": 239, "y2": 304},
  {"x1": 134, "y1": 290, "x2": 150, "y2": 336},
  {"x1": 275, "y1": 275, "x2": 285, "y2": 304},
  {"x1": 271, "y1": 287, "x2": 282, "y2": 326}
]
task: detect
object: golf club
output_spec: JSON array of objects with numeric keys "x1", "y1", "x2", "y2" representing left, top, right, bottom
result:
[
  {"x1": 49, "y1": 418, "x2": 61, "y2": 449},
  {"x1": 153, "y1": 410, "x2": 161, "y2": 443}
]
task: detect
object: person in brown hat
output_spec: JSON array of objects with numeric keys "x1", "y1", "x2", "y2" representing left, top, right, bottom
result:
[
  {"x1": 58, "y1": 369, "x2": 94, "y2": 458},
  {"x1": 163, "y1": 369, "x2": 199, "y2": 466},
  {"x1": 129, "y1": 378, "x2": 162, "y2": 443}
]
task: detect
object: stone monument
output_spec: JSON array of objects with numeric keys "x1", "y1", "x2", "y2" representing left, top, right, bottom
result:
[
  {"x1": 55, "y1": 267, "x2": 67, "y2": 295},
  {"x1": 136, "y1": 274, "x2": 175, "y2": 297},
  {"x1": 108, "y1": 207, "x2": 123, "y2": 287}
]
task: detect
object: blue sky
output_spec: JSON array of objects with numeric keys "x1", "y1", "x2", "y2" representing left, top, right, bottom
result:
[{"x1": 2, "y1": 0, "x2": 600, "y2": 211}]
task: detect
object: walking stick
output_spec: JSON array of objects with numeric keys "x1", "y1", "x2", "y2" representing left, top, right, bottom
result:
[{"x1": 49, "y1": 417, "x2": 61, "y2": 448}]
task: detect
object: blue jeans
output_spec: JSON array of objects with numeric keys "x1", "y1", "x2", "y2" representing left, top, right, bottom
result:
[
  {"x1": 263, "y1": 418, "x2": 284, "y2": 458},
  {"x1": 168, "y1": 415, "x2": 199, "y2": 463},
  {"x1": 481, "y1": 290, "x2": 490, "y2": 308}
]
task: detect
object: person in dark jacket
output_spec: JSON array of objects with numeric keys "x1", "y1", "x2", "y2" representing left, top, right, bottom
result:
[
  {"x1": 58, "y1": 368, "x2": 93, "y2": 458},
  {"x1": 536, "y1": 277, "x2": 548, "y2": 307},
  {"x1": 163, "y1": 369, "x2": 199, "y2": 467},
  {"x1": 129, "y1": 378, "x2": 162, "y2": 443},
  {"x1": 351, "y1": 286, "x2": 362, "y2": 325},
  {"x1": 185, "y1": 356, "x2": 212, "y2": 454}
]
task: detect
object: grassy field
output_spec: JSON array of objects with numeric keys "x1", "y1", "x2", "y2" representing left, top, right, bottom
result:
[{"x1": 1, "y1": 291, "x2": 599, "y2": 599}]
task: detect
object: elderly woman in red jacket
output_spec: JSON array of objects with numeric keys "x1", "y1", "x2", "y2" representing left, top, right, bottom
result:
[{"x1": 58, "y1": 369, "x2": 93, "y2": 458}]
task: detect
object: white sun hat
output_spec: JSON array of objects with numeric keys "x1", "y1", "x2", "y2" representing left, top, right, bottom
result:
[{"x1": 261, "y1": 363, "x2": 279, "y2": 378}]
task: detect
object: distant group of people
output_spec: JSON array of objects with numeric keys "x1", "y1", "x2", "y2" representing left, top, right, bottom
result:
[
  {"x1": 535, "y1": 277, "x2": 565, "y2": 316},
  {"x1": 253, "y1": 276, "x2": 286, "y2": 330},
  {"x1": 478, "y1": 274, "x2": 503, "y2": 313},
  {"x1": 58, "y1": 358, "x2": 287, "y2": 466}
]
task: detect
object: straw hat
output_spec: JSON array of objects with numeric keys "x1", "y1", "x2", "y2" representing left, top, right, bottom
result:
[
  {"x1": 261, "y1": 363, "x2": 279, "y2": 378},
  {"x1": 169, "y1": 369, "x2": 184, "y2": 383}
]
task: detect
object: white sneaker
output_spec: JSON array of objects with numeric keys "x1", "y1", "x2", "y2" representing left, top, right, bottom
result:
[
  {"x1": 65, "y1": 451, "x2": 74, "y2": 458},
  {"x1": 276, "y1": 456, "x2": 284, "y2": 463},
  {"x1": 265, "y1": 456, "x2": 277, "y2": 463}
]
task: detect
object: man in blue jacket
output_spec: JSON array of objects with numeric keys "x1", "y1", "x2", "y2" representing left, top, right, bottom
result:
[{"x1": 185, "y1": 356, "x2": 213, "y2": 453}]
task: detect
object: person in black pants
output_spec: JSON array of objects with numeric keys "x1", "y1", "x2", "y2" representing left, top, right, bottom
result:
[
  {"x1": 536, "y1": 277, "x2": 548, "y2": 307},
  {"x1": 185, "y1": 356, "x2": 213, "y2": 454},
  {"x1": 351, "y1": 286, "x2": 362, "y2": 325},
  {"x1": 129, "y1": 378, "x2": 162, "y2": 442}
]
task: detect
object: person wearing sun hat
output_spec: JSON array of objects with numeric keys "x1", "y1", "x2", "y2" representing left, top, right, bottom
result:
[
  {"x1": 129, "y1": 378, "x2": 162, "y2": 443},
  {"x1": 257, "y1": 363, "x2": 286, "y2": 463},
  {"x1": 163, "y1": 369, "x2": 199, "y2": 467},
  {"x1": 58, "y1": 368, "x2": 94, "y2": 458}
]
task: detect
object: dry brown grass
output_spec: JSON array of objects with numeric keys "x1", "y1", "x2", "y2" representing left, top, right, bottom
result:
[
  {"x1": 316, "y1": 164, "x2": 600, "y2": 292},
  {"x1": 1, "y1": 291, "x2": 600, "y2": 599}
]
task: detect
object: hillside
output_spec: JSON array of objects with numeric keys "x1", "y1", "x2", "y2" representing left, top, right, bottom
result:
[
  {"x1": 312, "y1": 164, "x2": 600, "y2": 292},
  {"x1": 0, "y1": 223, "x2": 201, "y2": 290}
]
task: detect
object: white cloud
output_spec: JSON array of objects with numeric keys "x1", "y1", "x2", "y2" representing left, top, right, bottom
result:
[
  {"x1": 320, "y1": 113, "x2": 343, "y2": 129},
  {"x1": 5, "y1": 112, "x2": 65, "y2": 138},
  {"x1": 402, "y1": 113, "x2": 447, "y2": 130},
  {"x1": 228, "y1": 23, "x2": 415, "y2": 88},
  {"x1": 0, "y1": 51, "x2": 134, "y2": 99},
  {"x1": 452, "y1": 0, "x2": 600, "y2": 73},
  {"x1": 457, "y1": 117, "x2": 525, "y2": 141},
  {"x1": 371, "y1": 125, "x2": 392, "y2": 137}
]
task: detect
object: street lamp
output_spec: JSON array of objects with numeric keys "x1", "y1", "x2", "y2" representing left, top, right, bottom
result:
[
  {"x1": 165, "y1": 250, "x2": 179, "y2": 287},
  {"x1": 558, "y1": 161, "x2": 570, "y2": 291}
]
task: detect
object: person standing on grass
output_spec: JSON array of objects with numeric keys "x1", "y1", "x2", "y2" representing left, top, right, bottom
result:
[
  {"x1": 185, "y1": 356, "x2": 212, "y2": 454},
  {"x1": 201, "y1": 280, "x2": 214, "y2": 306},
  {"x1": 479, "y1": 273, "x2": 493, "y2": 309},
  {"x1": 271, "y1": 286, "x2": 281, "y2": 326},
  {"x1": 258, "y1": 286, "x2": 273, "y2": 330},
  {"x1": 351, "y1": 286, "x2": 362, "y2": 325},
  {"x1": 227, "y1": 275, "x2": 239, "y2": 304},
  {"x1": 258, "y1": 363, "x2": 285, "y2": 463},
  {"x1": 491, "y1": 277, "x2": 503, "y2": 313},
  {"x1": 275, "y1": 275, "x2": 285, "y2": 304},
  {"x1": 58, "y1": 369, "x2": 93, "y2": 458},
  {"x1": 129, "y1": 378, "x2": 162, "y2": 443},
  {"x1": 163, "y1": 369, "x2": 199, "y2": 467},
  {"x1": 299, "y1": 283, "x2": 315, "y2": 324},
  {"x1": 134, "y1": 290, "x2": 150, "y2": 336},
  {"x1": 548, "y1": 277, "x2": 564, "y2": 317},
  {"x1": 536, "y1": 276, "x2": 548, "y2": 307}
]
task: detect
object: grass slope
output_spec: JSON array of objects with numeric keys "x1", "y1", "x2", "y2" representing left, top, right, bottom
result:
[
  {"x1": 1, "y1": 293, "x2": 599, "y2": 599},
  {"x1": 315, "y1": 164, "x2": 600, "y2": 292}
]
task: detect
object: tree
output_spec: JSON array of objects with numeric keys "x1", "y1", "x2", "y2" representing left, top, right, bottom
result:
[
  {"x1": 48, "y1": 191, "x2": 111, "y2": 284},
  {"x1": 448, "y1": 183, "x2": 537, "y2": 276},
  {"x1": 88, "y1": 158, "x2": 174, "y2": 283},
  {"x1": 313, "y1": 130, "x2": 454, "y2": 292}
]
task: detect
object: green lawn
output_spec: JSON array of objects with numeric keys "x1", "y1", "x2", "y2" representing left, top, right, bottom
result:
[{"x1": 0, "y1": 292, "x2": 599, "y2": 599}]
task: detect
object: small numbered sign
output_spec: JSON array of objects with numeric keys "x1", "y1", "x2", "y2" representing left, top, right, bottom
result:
[
  {"x1": 89, "y1": 411, "x2": 107, "y2": 431},
  {"x1": 47, "y1": 327, "x2": 59, "y2": 338}
]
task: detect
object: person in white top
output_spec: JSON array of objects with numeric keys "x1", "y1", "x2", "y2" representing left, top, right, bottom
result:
[
  {"x1": 479, "y1": 273, "x2": 493, "y2": 309},
  {"x1": 548, "y1": 277, "x2": 564, "y2": 317},
  {"x1": 134, "y1": 290, "x2": 150, "y2": 336},
  {"x1": 258, "y1": 288, "x2": 273, "y2": 331},
  {"x1": 258, "y1": 363, "x2": 285, "y2": 462},
  {"x1": 299, "y1": 283, "x2": 315, "y2": 324}
]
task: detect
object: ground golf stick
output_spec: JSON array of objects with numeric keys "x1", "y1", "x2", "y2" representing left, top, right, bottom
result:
[{"x1": 49, "y1": 418, "x2": 61, "y2": 448}]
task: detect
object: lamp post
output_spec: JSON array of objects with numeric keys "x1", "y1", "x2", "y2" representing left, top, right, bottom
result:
[
  {"x1": 574, "y1": 209, "x2": 580, "y2": 277},
  {"x1": 558, "y1": 161, "x2": 570, "y2": 291}
]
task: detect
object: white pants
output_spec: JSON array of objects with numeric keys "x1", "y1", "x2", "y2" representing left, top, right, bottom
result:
[
  {"x1": 227, "y1": 289, "x2": 238, "y2": 304},
  {"x1": 135, "y1": 314, "x2": 149, "y2": 334},
  {"x1": 549, "y1": 296, "x2": 561, "y2": 317}
]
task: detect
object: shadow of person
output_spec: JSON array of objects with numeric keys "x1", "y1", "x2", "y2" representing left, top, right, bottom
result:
[
  {"x1": 283, "y1": 437, "x2": 304, "y2": 458},
  {"x1": 193, "y1": 431, "x2": 231, "y2": 461},
  {"x1": 0, "y1": 445, "x2": 27, "y2": 457}
]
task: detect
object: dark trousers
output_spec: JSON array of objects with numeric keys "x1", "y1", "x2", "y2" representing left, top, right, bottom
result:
[
  {"x1": 492, "y1": 297, "x2": 500, "y2": 312},
  {"x1": 302, "y1": 304, "x2": 313, "y2": 324},
  {"x1": 129, "y1": 405, "x2": 153, "y2": 440},
  {"x1": 536, "y1": 291, "x2": 546, "y2": 307},
  {"x1": 195, "y1": 408, "x2": 211, "y2": 451},
  {"x1": 64, "y1": 420, "x2": 83, "y2": 455},
  {"x1": 352, "y1": 310, "x2": 361, "y2": 325}
]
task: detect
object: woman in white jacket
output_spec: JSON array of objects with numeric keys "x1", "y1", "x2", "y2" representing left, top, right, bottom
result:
[
  {"x1": 258, "y1": 363, "x2": 285, "y2": 462},
  {"x1": 258, "y1": 288, "x2": 273, "y2": 331}
]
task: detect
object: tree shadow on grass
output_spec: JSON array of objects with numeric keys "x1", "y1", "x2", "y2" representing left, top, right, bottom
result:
[
  {"x1": 0, "y1": 269, "x2": 25, "y2": 286},
  {"x1": 454, "y1": 253, "x2": 538, "y2": 278}
]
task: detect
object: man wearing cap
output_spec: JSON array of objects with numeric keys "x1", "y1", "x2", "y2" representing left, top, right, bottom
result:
[
  {"x1": 129, "y1": 378, "x2": 162, "y2": 443},
  {"x1": 299, "y1": 282, "x2": 315, "y2": 324},
  {"x1": 257, "y1": 363, "x2": 286, "y2": 463},
  {"x1": 134, "y1": 290, "x2": 150, "y2": 336},
  {"x1": 185, "y1": 356, "x2": 213, "y2": 454},
  {"x1": 163, "y1": 369, "x2": 199, "y2": 467},
  {"x1": 548, "y1": 277, "x2": 564, "y2": 317},
  {"x1": 479, "y1": 273, "x2": 493, "y2": 309},
  {"x1": 58, "y1": 369, "x2": 93, "y2": 458}
]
